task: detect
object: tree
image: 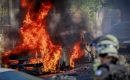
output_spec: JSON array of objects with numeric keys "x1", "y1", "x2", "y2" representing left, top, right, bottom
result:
[{"x1": 70, "y1": 0, "x2": 104, "y2": 37}]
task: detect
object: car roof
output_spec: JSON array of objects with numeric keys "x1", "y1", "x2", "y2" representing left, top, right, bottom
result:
[{"x1": 0, "y1": 68, "x2": 14, "y2": 73}]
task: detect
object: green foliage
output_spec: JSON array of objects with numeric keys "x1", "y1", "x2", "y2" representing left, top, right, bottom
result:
[{"x1": 71, "y1": 0, "x2": 104, "y2": 23}]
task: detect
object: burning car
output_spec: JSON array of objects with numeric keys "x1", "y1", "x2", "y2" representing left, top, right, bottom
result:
[{"x1": 2, "y1": 0, "x2": 87, "y2": 75}]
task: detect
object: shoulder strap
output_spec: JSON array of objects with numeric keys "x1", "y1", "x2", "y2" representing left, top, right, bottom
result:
[{"x1": 98, "y1": 64, "x2": 109, "y2": 71}]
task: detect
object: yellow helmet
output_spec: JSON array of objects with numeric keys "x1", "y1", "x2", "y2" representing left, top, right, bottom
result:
[
  {"x1": 99, "y1": 34, "x2": 119, "y2": 49},
  {"x1": 96, "y1": 40, "x2": 119, "y2": 58}
]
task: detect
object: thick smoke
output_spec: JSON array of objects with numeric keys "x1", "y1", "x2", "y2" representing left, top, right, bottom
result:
[{"x1": 47, "y1": 0, "x2": 90, "y2": 48}]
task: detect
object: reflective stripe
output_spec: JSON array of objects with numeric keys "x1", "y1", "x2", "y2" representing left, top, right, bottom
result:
[{"x1": 95, "y1": 70, "x2": 102, "y2": 76}]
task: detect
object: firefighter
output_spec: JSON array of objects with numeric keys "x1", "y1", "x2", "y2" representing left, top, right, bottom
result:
[
  {"x1": 100, "y1": 34, "x2": 129, "y2": 71},
  {"x1": 92, "y1": 34, "x2": 119, "y2": 73},
  {"x1": 94, "y1": 36, "x2": 129, "y2": 80}
]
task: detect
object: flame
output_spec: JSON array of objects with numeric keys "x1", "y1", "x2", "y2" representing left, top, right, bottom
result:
[
  {"x1": 20, "y1": 0, "x2": 32, "y2": 9},
  {"x1": 2, "y1": 0, "x2": 86, "y2": 72},
  {"x1": 70, "y1": 42, "x2": 84, "y2": 68},
  {"x1": 3, "y1": 0, "x2": 62, "y2": 72},
  {"x1": 20, "y1": 0, "x2": 27, "y2": 8}
]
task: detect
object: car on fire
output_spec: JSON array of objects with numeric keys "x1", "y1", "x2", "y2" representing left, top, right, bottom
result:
[{"x1": 0, "y1": 68, "x2": 43, "y2": 80}]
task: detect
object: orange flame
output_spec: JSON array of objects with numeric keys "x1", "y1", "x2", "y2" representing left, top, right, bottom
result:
[
  {"x1": 2, "y1": 0, "x2": 86, "y2": 72},
  {"x1": 20, "y1": 0, "x2": 27, "y2": 8},
  {"x1": 70, "y1": 41, "x2": 84, "y2": 68},
  {"x1": 3, "y1": 1, "x2": 62, "y2": 72},
  {"x1": 20, "y1": 0, "x2": 32, "y2": 9}
]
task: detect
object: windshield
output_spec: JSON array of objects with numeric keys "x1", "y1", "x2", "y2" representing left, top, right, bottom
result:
[{"x1": 0, "y1": 71, "x2": 42, "y2": 80}]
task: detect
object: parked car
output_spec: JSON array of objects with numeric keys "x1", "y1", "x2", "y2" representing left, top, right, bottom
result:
[{"x1": 0, "y1": 68, "x2": 43, "y2": 80}]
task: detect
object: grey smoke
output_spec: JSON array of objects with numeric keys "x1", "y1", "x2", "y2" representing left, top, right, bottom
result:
[{"x1": 47, "y1": 0, "x2": 90, "y2": 48}]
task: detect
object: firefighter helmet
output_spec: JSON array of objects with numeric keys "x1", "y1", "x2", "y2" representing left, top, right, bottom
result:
[
  {"x1": 96, "y1": 40, "x2": 119, "y2": 58},
  {"x1": 99, "y1": 34, "x2": 119, "y2": 49}
]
